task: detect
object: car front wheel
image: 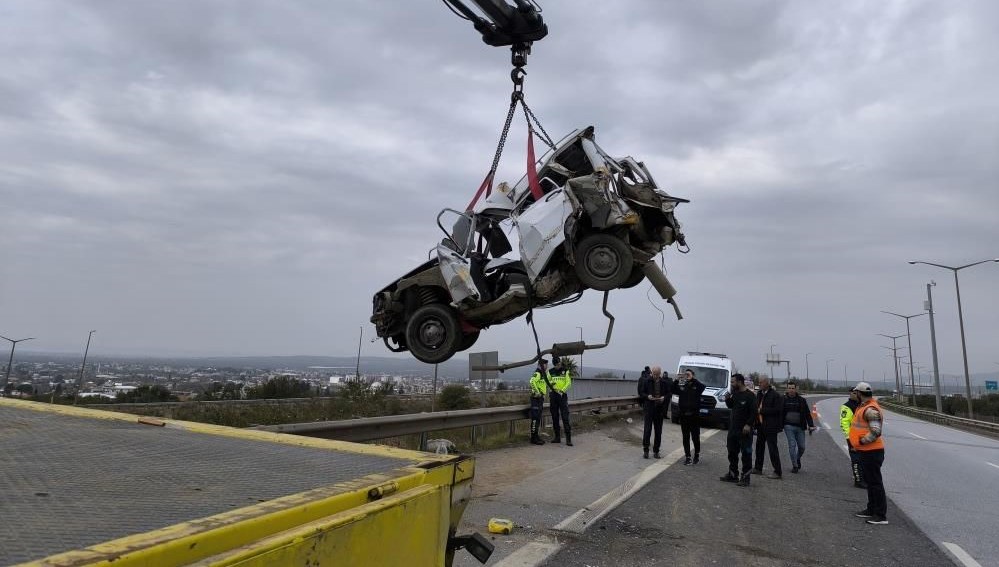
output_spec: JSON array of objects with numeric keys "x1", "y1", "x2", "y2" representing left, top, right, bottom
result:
[
  {"x1": 405, "y1": 303, "x2": 462, "y2": 364},
  {"x1": 574, "y1": 233, "x2": 634, "y2": 291}
]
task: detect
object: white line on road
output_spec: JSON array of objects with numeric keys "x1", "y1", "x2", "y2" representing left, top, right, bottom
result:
[
  {"x1": 941, "y1": 542, "x2": 983, "y2": 567},
  {"x1": 822, "y1": 422, "x2": 831, "y2": 430},
  {"x1": 987, "y1": 462, "x2": 999, "y2": 470},
  {"x1": 908, "y1": 431, "x2": 927, "y2": 440},
  {"x1": 491, "y1": 538, "x2": 562, "y2": 567}
]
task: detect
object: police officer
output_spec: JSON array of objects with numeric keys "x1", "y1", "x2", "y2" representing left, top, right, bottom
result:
[
  {"x1": 528, "y1": 359, "x2": 550, "y2": 445},
  {"x1": 549, "y1": 359, "x2": 573, "y2": 446},
  {"x1": 840, "y1": 388, "x2": 866, "y2": 488}
]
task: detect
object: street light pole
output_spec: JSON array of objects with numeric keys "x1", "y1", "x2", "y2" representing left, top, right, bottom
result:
[
  {"x1": 1, "y1": 335, "x2": 36, "y2": 392},
  {"x1": 910, "y1": 258, "x2": 999, "y2": 419},
  {"x1": 925, "y1": 282, "x2": 942, "y2": 412},
  {"x1": 74, "y1": 330, "x2": 97, "y2": 405},
  {"x1": 878, "y1": 333, "x2": 906, "y2": 399},
  {"x1": 805, "y1": 352, "x2": 811, "y2": 383},
  {"x1": 825, "y1": 358, "x2": 834, "y2": 390},
  {"x1": 575, "y1": 326, "x2": 584, "y2": 379},
  {"x1": 355, "y1": 326, "x2": 363, "y2": 380},
  {"x1": 770, "y1": 344, "x2": 777, "y2": 379},
  {"x1": 882, "y1": 311, "x2": 927, "y2": 406}
]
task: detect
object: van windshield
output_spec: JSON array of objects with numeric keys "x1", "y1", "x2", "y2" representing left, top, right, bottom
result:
[{"x1": 678, "y1": 366, "x2": 730, "y2": 388}]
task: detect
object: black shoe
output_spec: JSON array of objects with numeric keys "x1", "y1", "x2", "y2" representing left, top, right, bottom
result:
[
  {"x1": 766, "y1": 472, "x2": 782, "y2": 480},
  {"x1": 531, "y1": 438, "x2": 545, "y2": 446},
  {"x1": 854, "y1": 481, "x2": 868, "y2": 489},
  {"x1": 736, "y1": 475, "x2": 751, "y2": 487},
  {"x1": 693, "y1": 453, "x2": 700, "y2": 464},
  {"x1": 791, "y1": 466, "x2": 799, "y2": 474},
  {"x1": 552, "y1": 437, "x2": 561, "y2": 444},
  {"x1": 855, "y1": 510, "x2": 874, "y2": 518},
  {"x1": 566, "y1": 434, "x2": 573, "y2": 447},
  {"x1": 866, "y1": 517, "x2": 888, "y2": 525},
  {"x1": 751, "y1": 468, "x2": 763, "y2": 475},
  {"x1": 683, "y1": 457, "x2": 691, "y2": 465},
  {"x1": 654, "y1": 452, "x2": 662, "y2": 459},
  {"x1": 796, "y1": 460, "x2": 802, "y2": 470},
  {"x1": 643, "y1": 451, "x2": 649, "y2": 459},
  {"x1": 720, "y1": 473, "x2": 738, "y2": 483}
]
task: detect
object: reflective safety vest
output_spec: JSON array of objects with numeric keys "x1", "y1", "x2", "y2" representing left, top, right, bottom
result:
[
  {"x1": 839, "y1": 403, "x2": 855, "y2": 439},
  {"x1": 552, "y1": 370, "x2": 572, "y2": 394},
  {"x1": 848, "y1": 399, "x2": 885, "y2": 451},
  {"x1": 530, "y1": 371, "x2": 549, "y2": 397}
]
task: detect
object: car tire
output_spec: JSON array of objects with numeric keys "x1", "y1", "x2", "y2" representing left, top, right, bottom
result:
[
  {"x1": 574, "y1": 233, "x2": 634, "y2": 291},
  {"x1": 405, "y1": 303, "x2": 462, "y2": 364},
  {"x1": 457, "y1": 331, "x2": 480, "y2": 352},
  {"x1": 620, "y1": 264, "x2": 646, "y2": 289}
]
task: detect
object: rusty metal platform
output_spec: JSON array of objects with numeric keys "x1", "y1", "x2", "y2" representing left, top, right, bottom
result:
[{"x1": 0, "y1": 402, "x2": 422, "y2": 565}]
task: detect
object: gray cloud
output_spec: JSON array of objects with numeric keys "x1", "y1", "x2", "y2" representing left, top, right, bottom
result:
[{"x1": 2, "y1": 0, "x2": 997, "y2": 382}]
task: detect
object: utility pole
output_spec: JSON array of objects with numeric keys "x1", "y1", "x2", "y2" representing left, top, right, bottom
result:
[
  {"x1": 1, "y1": 335, "x2": 36, "y2": 392},
  {"x1": 882, "y1": 311, "x2": 926, "y2": 406},
  {"x1": 74, "y1": 330, "x2": 97, "y2": 405},
  {"x1": 575, "y1": 326, "x2": 584, "y2": 379},
  {"x1": 825, "y1": 358, "x2": 834, "y2": 390},
  {"x1": 878, "y1": 333, "x2": 906, "y2": 400},
  {"x1": 925, "y1": 282, "x2": 942, "y2": 412},
  {"x1": 909, "y1": 258, "x2": 999, "y2": 419},
  {"x1": 355, "y1": 326, "x2": 363, "y2": 380},
  {"x1": 805, "y1": 352, "x2": 811, "y2": 383}
]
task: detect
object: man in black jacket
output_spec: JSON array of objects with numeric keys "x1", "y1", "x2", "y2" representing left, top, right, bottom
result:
[
  {"x1": 721, "y1": 373, "x2": 757, "y2": 486},
  {"x1": 675, "y1": 369, "x2": 707, "y2": 465},
  {"x1": 753, "y1": 376, "x2": 783, "y2": 479},
  {"x1": 639, "y1": 366, "x2": 670, "y2": 459},
  {"x1": 781, "y1": 381, "x2": 817, "y2": 473}
]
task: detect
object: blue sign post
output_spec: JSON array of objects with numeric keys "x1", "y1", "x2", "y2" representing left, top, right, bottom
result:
[{"x1": 986, "y1": 381, "x2": 998, "y2": 392}]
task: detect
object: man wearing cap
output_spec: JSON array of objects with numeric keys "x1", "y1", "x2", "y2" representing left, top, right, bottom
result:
[
  {"x1": 549, "y1": 358, "x2": 573, "y2": 446},
  {"x1": 638, "y1": 365, "x2": 670, "y2": 459},
  {"x1": 721, "y1": 373, "x2": 757, "y2": 486},
  {"x1": 840, "y1": 388, "x2": 866, "y2": 488},
  {"x1": 528, "y1": 359, "x2": 550, "y2": 445},
  {"x1": 851, "y1": 382, "x2": 888, "y2": 525}
]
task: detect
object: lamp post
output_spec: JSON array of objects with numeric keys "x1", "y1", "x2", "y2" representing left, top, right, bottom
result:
[
  {"x1": 924, "y1": 282, "x2": 943, "y2": 412},
  {"x1": 770, "y1": 344, "x2": 777, "y2": 379},
  {"x1": 805, "y1": 352, "x2": 812, "y2": 383},
  {"x1": 74, "y1": 330, "x2": 96, "y2": 405},
  {"x1": 575, "y1": 326, "x2": 584, "y2": 379},
  {"x1": 878, "y1": 333, "x2": 907, "y2": 400},
  {"x1": 1, "y1": 335, "x2": 36, "y2": 392},
  {"x1": 881, "y1": 310, "x2": 927, "y2": 406},
  {"x1": 355, "y1": 326, "x2": 363, "y2": 380},
  {"x1": 909, "y1": 259, "x2": 998, "y2": 419},
  {"x1": 825, "y1": 358, "x2": 834, "y2": 390}
]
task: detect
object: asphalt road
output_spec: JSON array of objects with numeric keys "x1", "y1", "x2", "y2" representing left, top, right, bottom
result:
[{"x1": 816, "y1": 397, "x2": 999, "y2": 567}]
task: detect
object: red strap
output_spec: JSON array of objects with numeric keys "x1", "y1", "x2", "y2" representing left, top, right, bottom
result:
[
  {"x1": 465, "y1": 172, "x2": 494, "y2": 212},
  {"x1": 526, "y1": 128, "x2": 544, "y2": 201}
]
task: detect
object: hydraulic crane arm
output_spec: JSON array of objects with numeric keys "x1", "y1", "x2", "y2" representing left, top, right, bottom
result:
[{"x1": 444, "y1": 0, "x2": 548, "y2": 65}]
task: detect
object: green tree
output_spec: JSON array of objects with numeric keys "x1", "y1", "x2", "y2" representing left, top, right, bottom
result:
[
  {"x1": 557, "y1": 356, "x2": 579, "y2": 378},
  {"x1": 246, "y1": 376, "x2": 312, "y2": 399},
  {"x1": 437, "y1": 384, "x2": 474, "y2": 410},
  {"x1": 116, "y1": 385, "x2": 176, "y2": 403}
]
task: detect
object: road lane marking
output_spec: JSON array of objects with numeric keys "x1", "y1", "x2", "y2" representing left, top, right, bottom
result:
[
  {"x1": 908, "y1": 431, "x2": 927, "y2": 440},
  {"x1": 941, "y1": 542, "x2": 983, "y2": 567},
  {"x1": 987, "y1": 462, "x2": 999, "y2": 470},
  {"x1": 492, "y1": 538, "x2": 562, "y2": 567}
]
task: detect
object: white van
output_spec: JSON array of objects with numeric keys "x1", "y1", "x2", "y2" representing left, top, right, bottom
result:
[{"x1": 670, "y1": 352, "x2": 733, "y2": 427}]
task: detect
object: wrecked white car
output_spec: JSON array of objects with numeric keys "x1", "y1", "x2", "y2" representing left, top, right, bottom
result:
[{"x1": 371, "y1": 126, "x2": 689, "y2": 364}]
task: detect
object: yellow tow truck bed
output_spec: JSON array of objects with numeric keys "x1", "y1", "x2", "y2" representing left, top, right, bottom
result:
[{"x1": 0, "y1": 399, "x2": 480, "y2": 567}]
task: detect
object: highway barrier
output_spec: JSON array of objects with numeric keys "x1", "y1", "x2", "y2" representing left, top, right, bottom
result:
[
  {"x1": 252, "y1": 396, "x2": 641, "y2": 442},
  {"x1": 880, "y1": 399, "x2": 999, "y2": 436}
]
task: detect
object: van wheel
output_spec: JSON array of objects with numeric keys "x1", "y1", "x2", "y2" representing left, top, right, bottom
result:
[
  {"x1": 574, "y1": 233, "x2": 633, "y2": 291},
  {"x1": 620, "y1": 265, "x2": 646, "y2": 289},
  {"x1": 458, "y1": 331, "x2": 480, "y2": 352},
  {"x1": 406, "y1": 303, "x2": 461, "y2": 364}
]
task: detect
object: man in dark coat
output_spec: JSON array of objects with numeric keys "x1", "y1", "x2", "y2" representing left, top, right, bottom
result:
[{"x1": 753, "y1": 376, "x2": 783, "y2": 478}]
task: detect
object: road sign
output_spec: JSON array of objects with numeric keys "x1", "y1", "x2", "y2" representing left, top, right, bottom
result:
[{"x1": 986, "y1": 381, "x2": 998, "y2": 391}]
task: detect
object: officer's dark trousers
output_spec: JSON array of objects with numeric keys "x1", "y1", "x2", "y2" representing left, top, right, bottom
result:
[
  {"x1": 859, "y1": 449, "x2": 887, "y2": 518},
  {"x1": 679, "y1": 413, "x2": 701, "y2": 457},
  {"x1": 849, "y1": 445, "x2": 864, "y2": 483},
  {"x1": 642, "y1": 404, "x2": 665, "y2": 453},
  {"x1": 727, "y1": 430, "x2": 753, "y2": 477},
  {"x1": 529, "y1": 396, "x2": 544, "y2": 440},
  {"x1": 548, "y1": 392, "x2": 571, "y2": 439},
  {"x1": 754, "y1": 427, "x2": 782, "y2": 474}
]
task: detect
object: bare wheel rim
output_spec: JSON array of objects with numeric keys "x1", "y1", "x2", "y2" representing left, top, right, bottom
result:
[
  {"x1": 417, "y1": 318, "x2": 446, "y2": 349},
  {"x1": 584, "y1": 244, "x2": 621, "y2": 280}
]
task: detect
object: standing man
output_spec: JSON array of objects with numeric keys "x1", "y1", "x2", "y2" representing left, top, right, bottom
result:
[
  {"x1": 639, "y1": 365, "x2": 669, "y2": 459},
  {"x1": 851, "y1": 382, "x2": 888, "y2": 525},
  {"x1": 549, "y1": 358, "x2": 573, "y2": 446},
  {"x1": 753, "y1": 376, "x2": 784, "y2": 479},
  {"x1": 528, "y1": 359, "x2": 550, "y2": 445},
  {"x1": 637, "y1": 366, "x2": 651, "y2": 409},
  {"x1": 840, "y1": 388, "x2": 866, "y2": 488},
  {"x1": 720, "y1": 373, "x2": 757, "y2": 486},
  {"x1": 675, "y1": 369, "x2": 706, "y2": 465},
  {"x1": 781, "y1": 381, "x2": 817, "y2": 473}
]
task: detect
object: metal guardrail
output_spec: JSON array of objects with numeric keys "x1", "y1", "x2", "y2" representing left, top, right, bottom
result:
[
  {"x1": 252, "y1": 396, "x2": 641, "y2": 442},
  {"x1": 880, "y1": 399, "x2": 999, "y2": 434}
]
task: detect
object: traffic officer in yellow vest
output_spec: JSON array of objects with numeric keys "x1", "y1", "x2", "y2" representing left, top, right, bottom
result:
[
  {"x1": 850, "y1": 382, "x2": 888, "y2": 525},
  {"x1": 528, "y1": 359, "x2": 550, "y2": 445},
  {"x1": 840, "y1": 388, "x2": 866, "y2": 488},
  {"x1": 548, "y1": 358, "x2": 573, "y2": 446}
]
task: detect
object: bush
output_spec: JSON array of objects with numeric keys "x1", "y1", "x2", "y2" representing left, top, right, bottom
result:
[{"x1": 437, "y1": 385, "x2": 474, "y2": 411}]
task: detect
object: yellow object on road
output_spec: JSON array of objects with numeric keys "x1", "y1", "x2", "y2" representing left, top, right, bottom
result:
[{"x1": 488, "y1": 518, "x2": 515, "y2": 535}]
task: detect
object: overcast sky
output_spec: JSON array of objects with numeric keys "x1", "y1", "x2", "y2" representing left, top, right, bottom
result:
[{"x1": 2, "y1": 0, "x2": 997, "y2": 383}]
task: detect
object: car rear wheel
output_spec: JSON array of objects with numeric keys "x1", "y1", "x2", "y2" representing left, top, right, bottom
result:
[
  {"x1": 406, "y1": 303, "x2": 461, "y2": 364},
  {"x1": 458, "y1": 331, "x2": 480, "y2": 352},
  {"x1": 574, "y1": 233, "x2": 634, "y2": 291},
  {"x1": 620, "y1": 264, "x2": 646, "y2": 289}
]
